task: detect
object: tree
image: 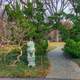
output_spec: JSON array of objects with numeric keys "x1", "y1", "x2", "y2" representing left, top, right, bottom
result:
[
  {"x1": 69, "y1": 0, "x2": 80, "y2": 16},
  {"x1": 5, "y1": 0, "x2": 49, "y2": 57},
  {"x1": 44, "y1": 0, "x2": 72, "y2": 16},
  {"x1": 23, "y1": 0, "x2": 48, "y2": 56}
]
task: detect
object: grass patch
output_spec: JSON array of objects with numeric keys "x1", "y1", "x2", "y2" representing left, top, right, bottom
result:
[
  {"x1": 48, "y1": 42, "x2": 65, "y2": 51},
  {"x1": 0, "y1": 60, "x2": 50, "y2": 77}
]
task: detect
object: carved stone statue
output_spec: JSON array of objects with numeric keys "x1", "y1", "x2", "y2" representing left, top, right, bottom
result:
[{"x1": 27, "y1": 38, "x2": 35, "y2": 67}]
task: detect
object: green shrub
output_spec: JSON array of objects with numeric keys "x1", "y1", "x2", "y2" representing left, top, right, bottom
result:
[
  {"x1": 20, "y1": 45, "x2": 28, "y2": 64},
  {"x1": 64, "y1": 39, "x2": 80, "y2": 58},
  {"x1": 6, "y1": 49, "x2": 20, "y2": 64},
  {"x1": 6, "y1": 45, "x2": 28, "y2": 65},
  {"x1": 35, "y1": 39, "x2": 48, "y2": 65},
  {"x1": 36, "y1": 39, "x2": 48, "y2": 56}
]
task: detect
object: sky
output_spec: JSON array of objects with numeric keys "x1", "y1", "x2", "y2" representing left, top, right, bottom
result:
[{"x1": 0, "y1": 0, "x2": 12, "y2": 4}]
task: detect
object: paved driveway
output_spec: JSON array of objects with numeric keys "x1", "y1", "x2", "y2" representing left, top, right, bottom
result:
[{"x1": 46, "y1": 46, "x2": 80, "y2": 80}]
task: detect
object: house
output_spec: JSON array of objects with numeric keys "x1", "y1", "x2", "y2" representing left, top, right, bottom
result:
[
  {"x1": 48, "y1": 29, "x2": 62, "y2": 42},
  {"x1": 48, "y1": 19, "x2": 73, "y2": 42}
]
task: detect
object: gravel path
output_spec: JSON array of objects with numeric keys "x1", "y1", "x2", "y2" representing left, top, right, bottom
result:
[{"x1": 46, "y1": 46, "x2": 80, "y2": 80}]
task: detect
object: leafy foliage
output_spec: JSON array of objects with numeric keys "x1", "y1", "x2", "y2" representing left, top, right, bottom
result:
[
  {"x1": 63, "y1": 14, "x2": 80, "y2": 58},
  {"x1": 64, "y1": 39, "x2": 80, "y2": 58}
]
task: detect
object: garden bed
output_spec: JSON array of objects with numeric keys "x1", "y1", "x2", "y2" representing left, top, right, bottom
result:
[
  {"x1": 0, "y1": 62, "x2": 50, "y2": 77},
  {"x1": 0, "y1": 44, "x2": 50, "y2": 77}
]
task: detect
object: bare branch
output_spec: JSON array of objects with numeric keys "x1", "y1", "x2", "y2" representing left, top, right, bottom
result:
[{"x1": 44, "y1": 0, "x2": 72, "y2": 16}]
